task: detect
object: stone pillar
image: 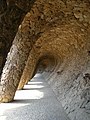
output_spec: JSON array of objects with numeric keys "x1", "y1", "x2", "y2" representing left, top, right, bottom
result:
[
  {"x1": 0, "y1": 26, "x2": 36, "y2": 102},
  {"x1": 18, "y1": 53, "x2": 38, "y2": 90}
]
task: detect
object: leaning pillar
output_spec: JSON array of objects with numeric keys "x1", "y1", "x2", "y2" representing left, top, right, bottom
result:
[
  {"x1": 18, "y1": 50, "x2": 38, "y2": 90},
  {"x1": 0, "y1": 26, "x2": 34, "y2": 102}
]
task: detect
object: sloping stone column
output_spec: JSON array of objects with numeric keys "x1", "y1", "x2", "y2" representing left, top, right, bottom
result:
[
  {"x1": 0, "y1": 10, "x2": 39, "y2": 102},
  {"x1": 0, "y1": 32, "x2": 32, "y2": 102},
  {"x1": 18, "y1": 53, "x2": 38, "y2": 90}
]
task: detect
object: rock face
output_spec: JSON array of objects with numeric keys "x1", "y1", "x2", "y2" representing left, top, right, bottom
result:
[{"x1": 0, "y1": 0, "x2": 90, "y2": 120}]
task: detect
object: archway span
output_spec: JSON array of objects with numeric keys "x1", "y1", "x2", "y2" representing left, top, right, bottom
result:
[
  {"x1": 18, "y1": 20, "x2": 90, "y2": 120},
  {"x1": 0, "y1": 1, "x2": 90, "y2": 120},
  {"x1": 33, "y1": 54, "x2": 57, "y2": 76}
]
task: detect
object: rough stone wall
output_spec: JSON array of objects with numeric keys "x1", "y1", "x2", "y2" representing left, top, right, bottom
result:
[
  {"x1": 0, "y1": 0, "x2": 90, "y2": 120},
  {"x1": 26, "y1": 22, "x2": 90, "y2": 120},
  {"x1": 19, "y1": 22, "x2": 90, "y2": 120}
]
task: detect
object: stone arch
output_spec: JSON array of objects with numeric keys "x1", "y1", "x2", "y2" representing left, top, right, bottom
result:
[
  {"x1": 17, "y1": 19, "x2": 90, "y2": 120},
  {"x1": 0, "y1": 1, "x2": 90, "y2": 120}
]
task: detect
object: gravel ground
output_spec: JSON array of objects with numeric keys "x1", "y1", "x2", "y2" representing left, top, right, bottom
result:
[{"x1": 0, "y1": 74, "x2": 70, "y2": 120}]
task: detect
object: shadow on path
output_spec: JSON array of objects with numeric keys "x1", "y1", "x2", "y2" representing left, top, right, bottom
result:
[{"x1": 0, "y1": 74, "x2": 70, "y2": 120}]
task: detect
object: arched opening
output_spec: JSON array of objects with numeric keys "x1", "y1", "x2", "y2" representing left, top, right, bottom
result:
[
  {"x1": 32, "y1": 54, "x2": 56, "y2": 77},
  {"x1": 0, "y1": 1, "x2": 90, "y2": 120}
]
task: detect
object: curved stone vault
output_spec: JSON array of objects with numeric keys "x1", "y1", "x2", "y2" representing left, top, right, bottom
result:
[{"x1": 0, "y1": 0, "x2": 90, "y2": 120}]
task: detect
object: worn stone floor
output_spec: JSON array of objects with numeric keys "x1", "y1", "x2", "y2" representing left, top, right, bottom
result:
[{"x1": 0, "y1": 74, "x2": 70, "y2": 120}]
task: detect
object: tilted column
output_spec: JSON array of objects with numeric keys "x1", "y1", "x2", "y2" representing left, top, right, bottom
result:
[
  {"x1": 18, "y1": 52, "x2": 38, "y2": 90},
  {"x1": 0, "y1": 27, "x2": 35, "y2": 102}
]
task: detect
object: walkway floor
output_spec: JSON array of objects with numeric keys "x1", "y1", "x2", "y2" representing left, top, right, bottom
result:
[{"x1": 0, "y1": 74, "x2": 70, "y2": 120}]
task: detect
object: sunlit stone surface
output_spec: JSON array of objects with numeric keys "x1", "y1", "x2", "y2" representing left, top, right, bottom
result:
[{"x1": 0, "y1": 0, "x2": 90, "y2": 120}]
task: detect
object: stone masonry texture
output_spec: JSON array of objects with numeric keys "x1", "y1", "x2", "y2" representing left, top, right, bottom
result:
[{"x1": 0, "y1": 0, "x2": 90, "y2": 120}]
